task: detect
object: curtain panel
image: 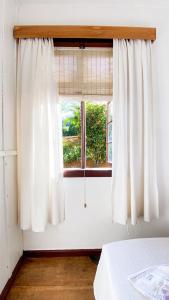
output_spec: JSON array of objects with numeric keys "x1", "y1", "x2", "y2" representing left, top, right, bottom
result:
[
  {"x1": 17, "y1": 39, "x2": 65, "y2": 232},
  {"x1": 112, "y1": 39, "x2": 159, "y2": 225}
]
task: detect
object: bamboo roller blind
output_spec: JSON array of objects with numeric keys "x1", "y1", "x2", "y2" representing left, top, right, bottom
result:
[{"x1": 55, "y1": 48, "x2": 113, "y2": 96}]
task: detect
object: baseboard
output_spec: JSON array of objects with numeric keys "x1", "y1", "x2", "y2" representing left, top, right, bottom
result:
[
  {"x1": 0, "y1": 255, "x2": 24, "y2": 300},
  {"x1": 23, "y1": 248, "x2": 102, "y2": 258}
]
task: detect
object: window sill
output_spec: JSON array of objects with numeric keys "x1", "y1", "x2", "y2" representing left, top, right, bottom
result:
[{"x1": 64, "y1": 168, "x2": 112, "y2": 177}]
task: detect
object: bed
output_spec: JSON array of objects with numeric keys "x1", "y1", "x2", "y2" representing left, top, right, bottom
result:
[{"x1": 94, "y1": 238, "x2": 169, "y2": 300}]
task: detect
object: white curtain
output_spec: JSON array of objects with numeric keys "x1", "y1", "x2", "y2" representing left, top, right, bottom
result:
[
  {"x1": 112, "y1": 39, "x2": 159, "y2": 225},
  {"x1": 17, "y1": 39, "x2": 65, "y2": 232}
]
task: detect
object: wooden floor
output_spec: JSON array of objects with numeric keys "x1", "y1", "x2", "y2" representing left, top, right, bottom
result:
[{"x1": 7, "y1": 256, "x2": 97, "y2": 300}]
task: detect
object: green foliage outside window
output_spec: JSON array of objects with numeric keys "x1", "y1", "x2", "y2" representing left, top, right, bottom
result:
[
  {"x1": 86, "y1": 102, "x2": 106, "y2": 166},
  {"x1": 62, "y1": 101, "x2": 107, "y2": 167},
  {"x1": 62, "y1": 104, "x2": 80, "y2": 136},
  {"x1": 63, "y1": 140, "x2": 81, "y2": 163}
]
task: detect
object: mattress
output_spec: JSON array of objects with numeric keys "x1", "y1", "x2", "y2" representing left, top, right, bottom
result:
[{"x1": 94, "y1": 238, "x2": 169, "y2": 300}]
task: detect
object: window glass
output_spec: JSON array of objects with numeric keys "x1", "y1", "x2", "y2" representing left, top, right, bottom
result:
[
  {"x1": 108, "y1": 122, "x2": 112, "y2": 143},
  {"x1": 61, "y1": 100, "x2": 81, "y2": 168},
  {"x1": 108, "y1": 141, "x2": 112, "y2": 163},
  {"x1": 86, "y1": 101, "x2": 111, "y2": 168},
  {"x1": 107, "y1": 101, "x2": 112, "y2": 122}
]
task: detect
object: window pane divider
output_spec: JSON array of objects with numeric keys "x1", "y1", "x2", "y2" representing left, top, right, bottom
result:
[{"x1": 81, "y1": 101, "x2": 86, "y2": 169}]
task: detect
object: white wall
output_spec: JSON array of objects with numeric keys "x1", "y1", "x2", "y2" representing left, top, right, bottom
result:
[
  {"x1": 17, "y1": 0, "x2": 169, "y2": 250},
  {"x1": 0, "y1": 0, "x2": 23, "y2": 293}
]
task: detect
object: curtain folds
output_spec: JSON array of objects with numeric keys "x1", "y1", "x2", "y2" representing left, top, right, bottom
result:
[
  {"x1": 17, "y1": 39, "x2": 65, "y2": 232},
  {"x1": 112, "y1": 39, "x2": 159, "y2": 225}
]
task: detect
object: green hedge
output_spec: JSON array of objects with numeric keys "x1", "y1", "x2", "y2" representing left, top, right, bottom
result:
[{"x1": 62, "y1": 102, "x2": 107, "y2": 166}]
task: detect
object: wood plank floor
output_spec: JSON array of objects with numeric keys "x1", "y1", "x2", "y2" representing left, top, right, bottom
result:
[{"x1": 7, "y1": 256, "x2": 97, "y2": 300}]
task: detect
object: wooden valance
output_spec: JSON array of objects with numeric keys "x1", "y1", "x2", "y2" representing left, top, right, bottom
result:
[{"x1": 13, "y1": 25, "x2": 156, "y2": 41}]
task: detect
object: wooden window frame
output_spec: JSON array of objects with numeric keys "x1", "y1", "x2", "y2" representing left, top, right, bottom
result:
[
  {"x1": 64, "y1": 169, "x2": 112, "y2": 177},
  {"x1": 53, "y1": 38, "x2": 113, "y2": 48},
  {"x1": 81, "y1": 101, "x2": 86, "y2": 170},
  {"x1": 63, "y1": 100, "x2": 112, "y2": 178}
]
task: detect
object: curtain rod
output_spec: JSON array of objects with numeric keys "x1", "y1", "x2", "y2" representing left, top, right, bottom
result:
[{"x1": 13, "y1": 25, "x2": 156, "y2": 41}]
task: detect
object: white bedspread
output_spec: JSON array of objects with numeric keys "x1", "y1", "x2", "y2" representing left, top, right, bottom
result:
[{"x1": 94, "y1": 238, "x2": 169, "y2": 300}]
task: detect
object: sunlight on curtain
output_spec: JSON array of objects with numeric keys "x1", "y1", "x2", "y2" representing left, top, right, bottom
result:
[
  {"x1": 17, "y1": 39, "x2": 64, "y2": 232},
  {"x1": 112, "y1": 39, "x2": 159, "y2": 225}
]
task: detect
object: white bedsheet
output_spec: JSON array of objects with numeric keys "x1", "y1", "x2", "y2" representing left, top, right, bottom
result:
[{"x1": 94, "y1": 238, "x2": 169, "y2": 300}]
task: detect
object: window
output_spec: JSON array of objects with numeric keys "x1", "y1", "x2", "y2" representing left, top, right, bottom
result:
[{"x1": 55, "y1": 47, "x2": 113, "y2": 176}]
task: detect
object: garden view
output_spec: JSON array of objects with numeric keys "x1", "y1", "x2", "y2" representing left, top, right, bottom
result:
[{"x1": 62, "y1": 100, "x2": 112, "y2": 168}]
